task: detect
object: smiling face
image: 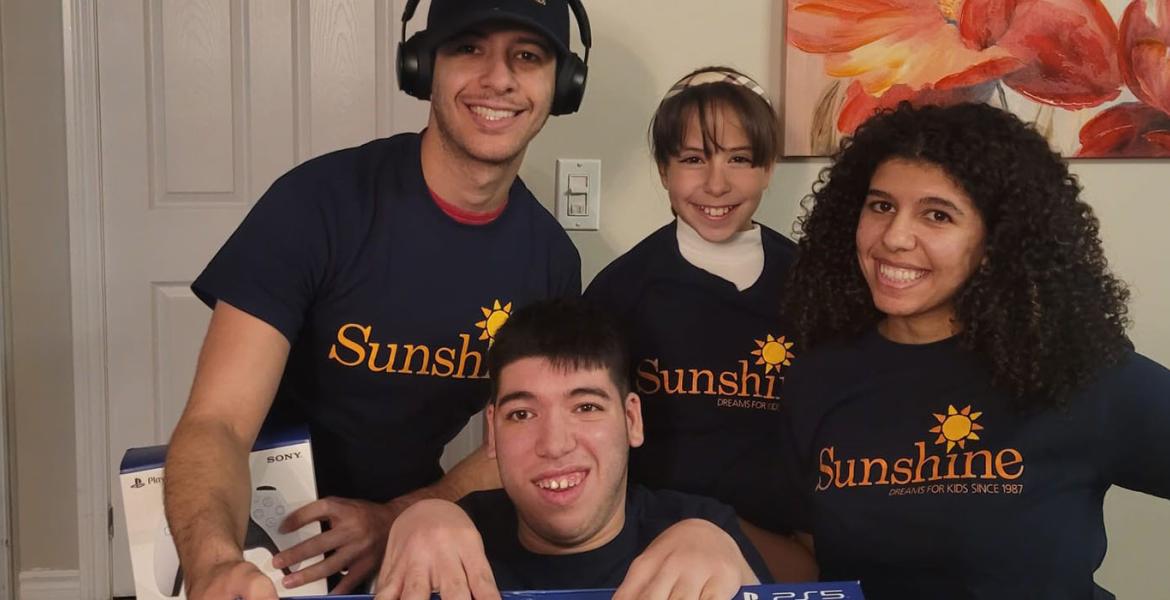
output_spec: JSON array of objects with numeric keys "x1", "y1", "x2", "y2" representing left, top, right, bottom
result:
[
  {"x1": 487, "y1": 357, "x2": 644, "y2": 555},
  {"x1": 856, "y1": 158, "x2": 987, "y2": 343},
  {"x1": 659, "y1": 104, "x2": 773, "y2": 243},
  {"x1": 427, "y1": 23, "x2": 556, "y2": 169}
]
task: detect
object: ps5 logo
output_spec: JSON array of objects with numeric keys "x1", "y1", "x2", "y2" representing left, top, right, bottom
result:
[
  {"x1": 131, "y1": 475, "x2": 165, "y2": 488},
  {"x1": 741, "y1": 592, "x2": 848, "y2": 600}
]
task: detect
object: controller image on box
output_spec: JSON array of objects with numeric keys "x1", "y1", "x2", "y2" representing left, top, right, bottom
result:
[{"x1": 154, "y1": 485, "x2": 306, "y2": 597}]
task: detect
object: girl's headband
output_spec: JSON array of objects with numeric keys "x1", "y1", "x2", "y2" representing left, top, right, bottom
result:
[{"x1": 662, "y1": 69, "x2": 770, "y2": 104}]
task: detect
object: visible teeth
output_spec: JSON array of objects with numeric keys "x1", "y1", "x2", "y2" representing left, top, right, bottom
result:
[
  {"x1": 536, "y1": 473, "x2": 583, "y2": 490},
  {"x1": 880, "y1": 264, "x2": 927, "y2": 282},
  {"x1": 698, "y1": 205, "x2": 733, "y2": 217},
  {"x1": 471, "y1": 106, "x2": 518, "y2": 121}
]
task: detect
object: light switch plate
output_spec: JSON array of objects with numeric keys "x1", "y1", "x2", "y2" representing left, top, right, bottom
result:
[{"x1": 555, "y1": 158, "x2": 600, "y2": 230}]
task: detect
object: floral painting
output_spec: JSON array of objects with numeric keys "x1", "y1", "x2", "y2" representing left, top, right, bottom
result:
[{"x1": 782, "y1": 0, "x2": 1170, "y2": 157}]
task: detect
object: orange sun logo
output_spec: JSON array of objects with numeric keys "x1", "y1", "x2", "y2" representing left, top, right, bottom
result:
[
  {"x1": 750, "y1": 334, "x2": 795, "y2": 374},
  {"x1": 929, "y1": 404, "x2": 984, "y2": 453},
  {"x1": 475, "y1": 300, "x2": 512, "y2": 346}
]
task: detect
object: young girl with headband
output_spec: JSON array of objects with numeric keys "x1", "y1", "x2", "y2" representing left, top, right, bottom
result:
[{"x1": 585, "y1": 66, "x2": 814, "y2": 580}]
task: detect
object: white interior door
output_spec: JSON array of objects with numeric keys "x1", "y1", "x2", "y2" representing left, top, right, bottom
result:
[{"x1": 93, "y1": 1, "x2": 446, "y2": 594}]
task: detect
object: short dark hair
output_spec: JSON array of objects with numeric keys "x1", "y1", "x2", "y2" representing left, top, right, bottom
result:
[
  {"x1": 487, "y1": 298, "x2": 630, "y2": 403},
  {"x1": 784, "y1": 102, "x2": 1131, "y2": 408},
  {"x1": 649, "y1": 66, "x2": 781, "y2": 169}
]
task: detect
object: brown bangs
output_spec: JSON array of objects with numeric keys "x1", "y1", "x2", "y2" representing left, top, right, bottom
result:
[{"x1": 650, "y1": 82, "x2": 780, "y2": 169}]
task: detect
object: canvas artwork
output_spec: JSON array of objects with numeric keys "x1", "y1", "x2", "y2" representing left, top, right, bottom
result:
[{"x1": 782, "y1": 0, "x2": 1170, "y2": 157}]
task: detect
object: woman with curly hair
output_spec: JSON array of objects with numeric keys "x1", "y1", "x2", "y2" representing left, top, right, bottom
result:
[{"x1": 781, "y1": 102, "x2": 1170, "y2": 599}]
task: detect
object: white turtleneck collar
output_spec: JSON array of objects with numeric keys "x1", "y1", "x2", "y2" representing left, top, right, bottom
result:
[{"x1": 675, "y1": 217, "x2": 764, "y2": 291}]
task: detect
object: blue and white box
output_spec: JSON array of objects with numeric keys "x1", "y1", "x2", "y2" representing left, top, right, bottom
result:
[
  {"x1": 295, "y1": 582, "x2": 865, "y2": 600},
  {"x1": 120, "y1": 426, "x2": 328, "y2": 599}
]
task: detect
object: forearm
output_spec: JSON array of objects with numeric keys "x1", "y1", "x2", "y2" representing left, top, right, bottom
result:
[
  {"x1": 164, "y1": 416, "x2": 255, "y2": 579},
  {"x1": 403, "y1": 443, "x2": 500, "y2": 505}
]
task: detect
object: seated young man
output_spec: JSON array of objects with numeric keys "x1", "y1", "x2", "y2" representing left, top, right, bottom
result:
[{"x1": 374, "y1": 299, "x2": 770, "y2": 599}]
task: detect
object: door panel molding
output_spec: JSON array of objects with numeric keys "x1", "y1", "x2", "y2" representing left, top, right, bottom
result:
[{"x1": 64, "y1": 1, "x2": 431, "y2": 595}]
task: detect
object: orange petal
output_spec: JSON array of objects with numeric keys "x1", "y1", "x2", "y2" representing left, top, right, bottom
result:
[{"x1": 836, "y1": 80, "x2": 995, "y2": 134}]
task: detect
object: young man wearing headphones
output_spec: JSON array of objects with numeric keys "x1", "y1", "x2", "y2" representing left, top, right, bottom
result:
[{"x1": 163, "y1": 1, "x2": 588, "y2": 599}]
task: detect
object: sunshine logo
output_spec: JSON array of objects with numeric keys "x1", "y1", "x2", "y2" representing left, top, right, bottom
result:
[
  {"x1": 750, "y1": 334, "x2": 795, "y2": 374},
  {"x1": 475, "y1": 300, "x2": 512, "y2": 346},
  {"x1": 929, "y1": 405, "x2": 984, "y2": 453}
]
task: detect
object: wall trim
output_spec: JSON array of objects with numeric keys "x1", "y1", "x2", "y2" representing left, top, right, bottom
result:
[
  {"x1": 18, "y1": 570, "x2": 82, "y2": 600},
  {"x1": 61, "y1": 0, "x2": 110, "y2": 598}
]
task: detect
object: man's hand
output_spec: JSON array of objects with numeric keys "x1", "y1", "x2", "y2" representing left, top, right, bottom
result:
[
  {"x1": 613, "y1": 518, "x2": 760, "y2": 600},
  {"x1": 272, "y1": 496, "x2": 395, "y2": 593},
  {"x1": 373, "y1": 499, "x2": 500, "y2": 600},
  {"x1": 186, "y1": 559, "x2": 277, "y2": 600}
]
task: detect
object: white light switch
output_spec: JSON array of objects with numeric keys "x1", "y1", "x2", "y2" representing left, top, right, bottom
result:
[{"x1": 555, "y1": 159, "x2": 600, "y2": 230}]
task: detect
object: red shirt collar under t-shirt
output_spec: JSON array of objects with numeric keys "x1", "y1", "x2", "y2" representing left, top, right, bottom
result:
[{"x1": 428, "y1": 187, "x2": 507, "y2": 225}]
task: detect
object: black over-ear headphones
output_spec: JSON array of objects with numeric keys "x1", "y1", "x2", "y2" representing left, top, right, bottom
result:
[{"x1": 396, "y1": 0, "x2": 592, "y2": 116}]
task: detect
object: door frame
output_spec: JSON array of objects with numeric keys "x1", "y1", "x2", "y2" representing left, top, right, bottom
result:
[
  {"x1": 62, "y1": 0, "x2": 110, "y2": 597},
  {"x1": 0, "y1": 0, "x2": 18, "y2": 593}
]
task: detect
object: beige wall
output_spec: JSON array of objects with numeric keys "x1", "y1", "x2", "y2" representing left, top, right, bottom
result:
[
  {"x1": 1, "y1": 0, "x2": 79, "y2": 573},
  {"x1": 1, "y1": 0, "x2": 1167, "y2": 594}
]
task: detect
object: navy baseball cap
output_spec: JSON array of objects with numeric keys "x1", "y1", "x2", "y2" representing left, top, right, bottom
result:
[{"x1": 424, "y1": 0, "x2": 573, "y2": 57}]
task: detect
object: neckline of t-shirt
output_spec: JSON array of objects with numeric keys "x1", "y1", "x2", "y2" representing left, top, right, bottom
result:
[
  {"x1": 428, "y1": 186, "x2": 508, "y2": 225},
  {"x1": 513, "y1": 494, "x2": 639, "y2": 563},
  {"x1": 867, "y1": 326, "x2": 961, "y2": 350},
  {"x1": 668, "y1": 220, "x2": 771, "y2": 295}
]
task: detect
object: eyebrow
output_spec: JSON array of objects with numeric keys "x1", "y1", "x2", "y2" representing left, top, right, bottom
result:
[
  {"x1": 867, "y1": 188, "x2": 967, "y2": 216},
  {"x1": 567, "y1": 386, "x2": 613, "y2": 401},
  {"x1": 496, "y1": 390, "x2": 534, "y2": 408}
]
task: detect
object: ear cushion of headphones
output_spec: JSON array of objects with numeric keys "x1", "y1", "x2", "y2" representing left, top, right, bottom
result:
[
  {"x1": 397, "y1": 32, "x2": 433, "y2": 101},
  {"x1": 552, "y1": 54, "x2": 588, "y2": 116}
]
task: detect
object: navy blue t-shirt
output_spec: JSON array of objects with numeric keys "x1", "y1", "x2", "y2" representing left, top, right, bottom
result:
[
  {"x1": 193, "y1": 132, "x2": 581, "y2": 502},
  {"x1": 458, "y1": 485, "x2": 772, "y2": 590},
  {"x1": 585, "y1": 221, "x2": 803, "y2": 532},
  {"x1": 785, "y1": 329, "x2": 1170, "y2": 599}
]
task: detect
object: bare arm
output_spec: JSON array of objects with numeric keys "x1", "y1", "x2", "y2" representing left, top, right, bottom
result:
[
  {"x1": 614, "y1": 518, "x2": 759, "y2": 600},
  {"x1": 274, "y1": 411, "x2": 503, "y2": 591},
  {"x1": 164, "y1": 301, "x2": 290, "y2": 599}
]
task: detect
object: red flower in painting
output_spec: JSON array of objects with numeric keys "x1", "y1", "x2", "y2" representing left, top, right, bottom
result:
[
  {"x1": 1119, "y1": 0, "x2": 1170, "y2": 114},
  {"x1": 789, "y1": 0, "x2": 1122, "y2": 134},
  {"x1": 1079, "y1": 0, "x2": 1170, "y2": 156},
  {"x1": 1078, "y1": 102, "x2": 1170, "y2": 156}
]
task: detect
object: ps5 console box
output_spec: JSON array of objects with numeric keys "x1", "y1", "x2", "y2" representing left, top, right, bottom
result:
[
  {"x1": 120, "y1": 426, "x2": 328, "y2": 599},
  {"x1": 293, "y1": 581, "x2": 866, "y2": 599}
]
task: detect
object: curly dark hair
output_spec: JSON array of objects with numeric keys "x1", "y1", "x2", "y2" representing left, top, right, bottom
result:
[{"x1": 783, "y1": 102, "x2": 1131, "y2": 408}]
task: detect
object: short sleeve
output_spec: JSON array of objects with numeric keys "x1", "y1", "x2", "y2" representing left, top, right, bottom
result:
[
  {"x1": 1103, "y1": 353, "x2": 1170, "y2": 498},
  {"x1": 192, "y1": 169, "x2": 333, "y2": 342}
]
